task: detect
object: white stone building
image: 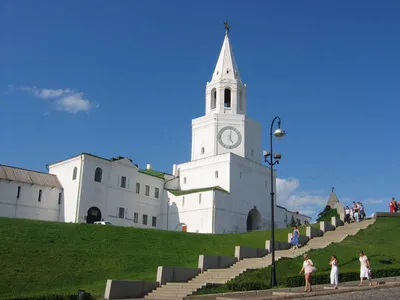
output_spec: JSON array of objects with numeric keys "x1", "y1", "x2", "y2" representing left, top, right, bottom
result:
[
  {"x1": 0, "y1": 29, "x2": 311, "y2": 232},
  {"x1": 0, "y1": 164, "x2": 63, "y2": 221}
]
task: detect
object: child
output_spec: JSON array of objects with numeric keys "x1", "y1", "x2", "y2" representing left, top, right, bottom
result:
[{"x1": 329, "y1": 255, "x2": 339, "y2": 289}]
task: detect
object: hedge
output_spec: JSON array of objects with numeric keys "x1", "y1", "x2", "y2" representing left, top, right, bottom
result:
[
  {"x1": 227, "y1": 268, "x2": 400, "y2": 291},
  {"x1": 3, "y1": 292, "x2": 93, "y2": 300}
]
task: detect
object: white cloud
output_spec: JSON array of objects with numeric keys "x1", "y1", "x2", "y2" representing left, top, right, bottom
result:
[
  {"x1": 16, "y1": 85, "x2": 96, "y2": 114},
  {"x1": 276, "y1": 178, "x2": 387, "y2": 220},
  {"x1": 276, "y1": 177, "x2": 327, "y2": 218},
  {"x1": 362, "y1": 198, "x2": 384, "y2": 204}
]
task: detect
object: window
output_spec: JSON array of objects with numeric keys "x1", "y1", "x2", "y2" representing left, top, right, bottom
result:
[
  {"x1": 224, "y1": 88, "x2": 231, "y2": 108},
  {"x1": 182, "y1": 196, "x2": 185, "y2": 207},
  {"x1": 38, "y1": 190, "x2": 42, "y2": 202},
  {"x1": 120, "y1": 176, "x2": 127, "y2": 188},
  {"x1": 94, "y1": 167, "x2": 102, "y2": 183},
  {"x1": 240, "y1": 172, "x2": 242, "y2": 179},
  {"x1": 265, "y1": 181, "x2": 268, "y2": 188},
  {"x1": 143, "y1": 214, "x2": 148, "y2": 225},
  {"x1": 183, "y1": 177, "x2": 187, "y2": 184},
  {"x1": 58, "y1": 193, "x2": 61, "y2": 205},
  {"x1": 136, "y1": 182, "x2": 140, "y2": 194},
  {"x1": 154, "y1": 187, "x2": 159, "y2": 198},
  {"x1": 118, "y1": 207, "x2": 125, "y2": 219},
  {"x1": 152, "y1": 216, "x2": 157, "y2": 227},
  {"x1": 251, "y1": 149, "x2": 254, "y2": 156},
  {"x1": 17, "y1": 186, "x2": 21, "y2": 199},
  {"x1": 215, "y1": 171, "x2": 218, "y2": 178},
  {"x1": 239, "y1": 90, "x2": 243, "y2": 110},
  {"x1": 201, "y1": 147, "x2": 205, "y2": 154},
  {"x1": 199, "y1": 194, "x2": 202, "y2": 205},
  {"x1": 211, "y1": 88, "x2": 217, "y2": 109},
  {"x1": 145, "y1": 185, "x2": 150, "y2": 196},
  {"x1": 134, "y1": 213, "x2": 138, "y2": 223},
  {"x1": 72, "y1": 167, "x2": 77, "y2": 180}
]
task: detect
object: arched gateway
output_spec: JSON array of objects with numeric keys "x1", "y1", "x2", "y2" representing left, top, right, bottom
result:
[
  {"x1": 86, "y1": 207, "x2": 102, "y2": 224},
  {"x1": 246, "y1": 208, "x2": 262, "y2": 232}
]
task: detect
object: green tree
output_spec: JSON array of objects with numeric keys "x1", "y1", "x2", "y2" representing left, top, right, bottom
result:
[{"x1": 289, "y1": 215, "x2": 296, "y2": 227}]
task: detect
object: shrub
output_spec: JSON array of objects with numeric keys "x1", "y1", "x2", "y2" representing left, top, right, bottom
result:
[
  {"x1": 3, "y1": 292, "x2": 93, "y2": 300},
  {"x1": 226, "y1": 268, "x2": 400, "y2": 291}
]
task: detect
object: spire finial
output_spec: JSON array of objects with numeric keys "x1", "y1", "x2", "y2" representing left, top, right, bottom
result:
[{"x1": 224, "y1": 20, "x2": 230, "y2": 35}]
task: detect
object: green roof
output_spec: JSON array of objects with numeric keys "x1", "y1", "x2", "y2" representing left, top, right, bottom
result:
[
  {"x1": 139, "y1": 169, "x2": 168, "y2": 179},
  {"x1": 167, "y1": 186, "x2": 228, "y2": 196}
]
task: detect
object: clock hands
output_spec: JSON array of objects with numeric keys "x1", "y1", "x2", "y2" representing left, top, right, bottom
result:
[{"x1": 228, "y1": 130, "x2": 234, "y2": 143}]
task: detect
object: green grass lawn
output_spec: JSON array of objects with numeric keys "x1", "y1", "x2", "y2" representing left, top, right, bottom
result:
[
  {"x1": 0, "y1": 217, "x2": 304, "y2": 298},
  {"x1": 201, "y1": 217, "x2": 400, "y2": 294}
]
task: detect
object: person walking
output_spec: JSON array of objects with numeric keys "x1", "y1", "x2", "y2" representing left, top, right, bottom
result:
[
  {"x1": 299, "y1": 253, "x2": 315, "y2": 292},
  {"x1": 359, "y1": 251, "x2": 373, "y2": 286},
  {"x1": 344, "y1": 206, "x2": 351, "y2": 224},
  {"x1": 291, "y1": 225, "x2": 300, "y2": 249},
  {"x1": 329, "y1": 255, "x2": 339, "y2": 289},
  {"x1": 389, "y1": 198, "x2": 397, "y2": 213}
]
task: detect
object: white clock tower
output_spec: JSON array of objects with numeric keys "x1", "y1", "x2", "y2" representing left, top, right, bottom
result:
[{"x1": 191, "y1": 27, "x2": 262, "y2": 163}]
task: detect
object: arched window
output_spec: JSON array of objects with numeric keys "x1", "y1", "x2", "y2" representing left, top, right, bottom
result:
[
  {"x1": 224, "y1": 88, "x2": 231, "y2": 108},
  {"x1": 215, "y1": 171, "x2": 219, "y2": 178},
  {"x1": 199, "y1": 194, "x2": 202, "y2": 204},
  {"x1": 182, "y1": 196, "x2": 185, "y2": 206},
  {"x1": 239, "y1": 91, "x2": 243, "y2": 110},
  {"x1": 201, "y1": 147, "x2": 205, "y2": 154},
  {"x1": 72, "y1": 167, "x2": 77, "y2": 180},
  {"x1": 38, "y1": 190, "x2": 42, "y2": 202},
  {"x1": 183, "y1": 177, "x2": 187, "y2": 184},
  {"x1": 94, "y1": 167, "x2": 102, "y2": 183},
  {"x1": 211, "y1": 88, "x2": 217, "y2": 109}
]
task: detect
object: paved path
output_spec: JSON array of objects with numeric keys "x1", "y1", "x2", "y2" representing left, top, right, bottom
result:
[{"x1": 307, "y1": 286, "x2": 400, "y2": 300}]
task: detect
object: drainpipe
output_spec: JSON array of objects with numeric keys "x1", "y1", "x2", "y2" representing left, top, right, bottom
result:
[
  {"x1": 75, "y1": 154, "x2": 84, "y2": 223},
  {"x1": 163, "y1": 175, "x2": 178, "y2": 231}
]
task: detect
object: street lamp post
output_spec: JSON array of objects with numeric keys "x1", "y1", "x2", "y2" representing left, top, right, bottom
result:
[{"x1": 263, "y1": 116, "x2": 286, "y2": 288}]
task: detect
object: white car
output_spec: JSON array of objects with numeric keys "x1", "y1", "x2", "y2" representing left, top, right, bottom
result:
[{"x1": 93, "y1": 221, "x2": 112, "y2": 225}]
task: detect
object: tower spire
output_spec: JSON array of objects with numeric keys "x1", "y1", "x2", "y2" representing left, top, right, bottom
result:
[{"x1": 211, "y1": 21, "x2": 241, "y2": 83}]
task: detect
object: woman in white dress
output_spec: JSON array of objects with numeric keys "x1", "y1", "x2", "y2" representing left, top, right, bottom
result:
[
  {"x1": 299, "y1": 253, "x2": 315, "y2": 292},
  {"x1": 329, "y1": 255, "x2": 339, "y2": 289},
  {"x1": 359, "y1": 251, "x2": 372, "y2": 286}
]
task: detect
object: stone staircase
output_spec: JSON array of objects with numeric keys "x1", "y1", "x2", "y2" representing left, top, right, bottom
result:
[{"x1": 143, "y1": 219, "x2": 375, "y2": 300}]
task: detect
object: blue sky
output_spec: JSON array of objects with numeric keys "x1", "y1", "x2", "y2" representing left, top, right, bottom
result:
[{"x1": 1, "y1": 0, "x2": 399, "y2": 219}]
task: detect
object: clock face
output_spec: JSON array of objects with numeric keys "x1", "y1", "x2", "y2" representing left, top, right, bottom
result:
[{"x1": 217, "y1": 126, "x2": 242, "y2": 149}]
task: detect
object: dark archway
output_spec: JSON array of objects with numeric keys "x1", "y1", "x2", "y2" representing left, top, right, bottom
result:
[
  {"x1": 246, "y1": 208, "x2": 262, "y2": 232},
  {"x1": 87, "y1": 206, "x2": 102, "y2": 224}
]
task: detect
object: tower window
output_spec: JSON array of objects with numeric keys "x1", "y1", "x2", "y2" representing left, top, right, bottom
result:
[
  {"x1": 215, "y1": 171, "x2": 219, "y2": 178},
  {"x1": 183, "y1": 177, "x2": 187, "y2": 184},
  {"x1": 199, "y1": 194, "x2": 202, "y2": 204},
  {"x1": 224, "y1": 89, "x2": 231, "y2": 108},
  {"x1": 58, "y1": 193, "x2": 61, "y2": 205},
  {"x1": 201, "y1": 147, "x2": 205, "y2": 154},
  {"x1": 38, "y1": 190, "x2": 42, "y2": 202},
  {"x1": 72, "y1": 167, "x2": 77, "y2": 180},
  {"x1": 239, "y1": 91, "x2": 243, "y2": 110},
  {"x1": 94, "y1": 167, "x2": 102, "y2": 183},
  {"x1": 211, "y1": 89, "x2": 216, "y2": 109}
]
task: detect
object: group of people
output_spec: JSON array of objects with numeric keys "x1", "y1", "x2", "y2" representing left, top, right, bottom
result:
[
  {"x1": 298, "y1": 251, "x2": 372, "y2": 292},
  {"x1": 344, "y1": 201, "x2": 366, "y2": 224},
  {"x1": 389, "y1": 197, "x2": 400, "y2": 213}
]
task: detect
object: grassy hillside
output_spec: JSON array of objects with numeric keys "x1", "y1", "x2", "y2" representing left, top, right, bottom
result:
[
  {"x1": 202, "y1": 217, "x2": 400, "y2": 293},
  {"x1": 0, "y1": 218, "x2": 307, "y2": 299}
]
